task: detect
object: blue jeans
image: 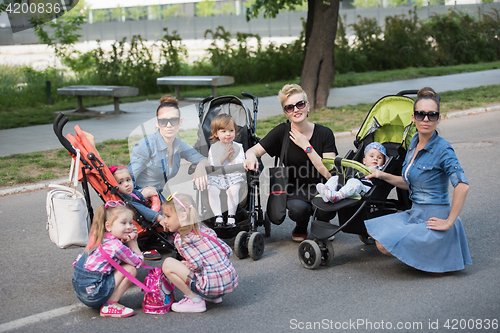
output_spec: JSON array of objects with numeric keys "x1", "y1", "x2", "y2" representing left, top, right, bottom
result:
[{"x1": 72, "y1": 254, "x2": 115, "y2": 309}]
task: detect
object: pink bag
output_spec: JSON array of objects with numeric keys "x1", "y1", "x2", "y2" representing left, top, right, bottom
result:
[{"x1": 142, "y1": 267, "x2": 175, "y2": 314}]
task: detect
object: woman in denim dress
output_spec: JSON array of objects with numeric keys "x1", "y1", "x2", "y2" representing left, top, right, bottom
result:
[{"x1": 364, "y1": 87, "x2": 472, "y2": 273}]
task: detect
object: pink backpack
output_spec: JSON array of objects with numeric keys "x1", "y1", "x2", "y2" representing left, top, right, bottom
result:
[{"x1": 142, "y1": 267, "x2": 176, "y2": 314}]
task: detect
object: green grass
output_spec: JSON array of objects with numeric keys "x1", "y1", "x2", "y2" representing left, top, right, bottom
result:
[
  {"x1": 1, "y1": 61, "x2": 499, "y2": 130},
  {"x1": 331, "y1": 62, "x2": 500, "y2": 88}
]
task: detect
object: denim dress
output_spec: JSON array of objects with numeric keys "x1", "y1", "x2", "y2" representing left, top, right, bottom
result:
[{"x1": 365, "y1": 131, "x2": 472, "y2": 273}]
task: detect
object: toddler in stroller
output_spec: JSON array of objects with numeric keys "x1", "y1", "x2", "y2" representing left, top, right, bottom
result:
[
  {"x1": 192, "y1": 93, "x2": 269, "y2": 260},
  {"x1": 207, "y1": 114, "x2": 246, "y2": 228}
]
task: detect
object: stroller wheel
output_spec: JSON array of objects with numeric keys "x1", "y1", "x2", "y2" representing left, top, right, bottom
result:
[
  {"x1": 298, "y1": 240, "x2": 322, "y2": 270},
  {"x1": 248, "y1": 232, "x2": 265, "y2": 261},
  {"x1": 359, "y1": 234, "x2": 375, "y2": 245},
  {"x1": 318, "y1": 240, "x2": 335, "y2": 266},
  {"x1": 234, "y1": 231, "x2": 249, "y2": 259}
]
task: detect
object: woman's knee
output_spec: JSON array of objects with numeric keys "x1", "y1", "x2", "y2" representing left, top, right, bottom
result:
[{"x1": 287, "y1": 199, "x2": 311, "y2": 222}]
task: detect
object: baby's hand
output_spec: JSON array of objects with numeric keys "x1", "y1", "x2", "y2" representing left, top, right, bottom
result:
[{"x1": 123, "y1": 225, "x2": 138, "y2": 243}]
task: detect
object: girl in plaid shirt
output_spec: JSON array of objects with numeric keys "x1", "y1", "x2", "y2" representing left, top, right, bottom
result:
[
  {"x1": 160, "y1": 193, "x2": 238, "y2": 313},
  {"x1": 72, "y1": 201, "x2": 144, "y2": 318}
]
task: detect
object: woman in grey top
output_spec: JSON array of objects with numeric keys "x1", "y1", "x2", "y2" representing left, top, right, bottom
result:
[{"x1": 128, "y1": 95, "x2": 209, "y2": 196}]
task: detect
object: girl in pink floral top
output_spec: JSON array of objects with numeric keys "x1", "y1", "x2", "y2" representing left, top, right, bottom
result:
[
  {"x1": 72, "y1": 201, "x2": 144, "y2": 318},
  {"x1": 160, "y1": 193, "x2": 238, "y2": 313}
]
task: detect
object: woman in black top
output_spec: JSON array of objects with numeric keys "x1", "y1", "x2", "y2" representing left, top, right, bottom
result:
[{"x1": 244, "y1": 84, "x2": 338, "y2": 241}]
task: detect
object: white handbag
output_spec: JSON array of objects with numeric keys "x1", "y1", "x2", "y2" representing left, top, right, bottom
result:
[{"x1": 46, "y1": 149, "x2": 91, "y2": 249}]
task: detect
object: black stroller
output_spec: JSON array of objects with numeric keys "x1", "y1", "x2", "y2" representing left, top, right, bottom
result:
[
  {"x1": 298, "y1": 90, "x2": 417, "y2": 269},
  {"x1": 191, "y1": 92, "x2": 270, "y2": 260}
]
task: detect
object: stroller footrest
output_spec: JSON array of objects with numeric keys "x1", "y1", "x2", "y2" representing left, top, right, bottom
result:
[{"x1": 310, "y1": 220, "x2": 340, "y2": 240}]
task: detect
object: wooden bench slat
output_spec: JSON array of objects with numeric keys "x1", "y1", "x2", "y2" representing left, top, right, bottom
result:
[{"x1": 157, "y1": 76, "x2": 234, "y2": 99}]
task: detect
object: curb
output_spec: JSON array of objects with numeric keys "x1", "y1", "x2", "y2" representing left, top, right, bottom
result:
[
  {"x1": 1, "y1": 104, "x2": 498, "y2": 197},
  {"x1": 0, "y1": 178, "x2": 69, "y2": 197},
  {"x1": 445, "y1": 103, "x2": 500, "y2": 119}
]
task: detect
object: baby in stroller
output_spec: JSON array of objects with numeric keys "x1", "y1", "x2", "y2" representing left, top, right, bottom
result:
[
  {"x1": 207, "y1": 114, "x2": 246, "y2": 228},
  {"x1": 316, "y1": 142, "x2": 388, "y2": 203}
]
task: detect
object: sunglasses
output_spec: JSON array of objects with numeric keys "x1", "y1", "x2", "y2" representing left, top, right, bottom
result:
[
  {"x1": 105, "y1": 200, "x2": 126, "y2": 209},
  {"x1": 414, "y1": 111, "x2": 439, "y2": 122},
  {"x1": 157, "y1": 117, "x2": 180, "y2": 127},
  {"x1": 166, "y1": 192, "x2": 192, "y2": 213},
  {"x1": 283, "y1": 100, "x2": 307, "y2": 113}
]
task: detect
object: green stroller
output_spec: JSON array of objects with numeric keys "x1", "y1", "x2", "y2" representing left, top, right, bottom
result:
[{"x1": 298, "y1": 90, "x2": 418, "y2": 269}]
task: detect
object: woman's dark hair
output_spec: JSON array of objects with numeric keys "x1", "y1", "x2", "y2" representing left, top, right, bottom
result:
[
  {"x1": 414, "y1": 87, "x2": 441, "y2": 113},
  {"x1": 156, "y1": 95, "x2": 180, "y2": 117}
]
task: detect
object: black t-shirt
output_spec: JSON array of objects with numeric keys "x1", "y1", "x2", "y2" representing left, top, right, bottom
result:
[{"x1": 260, "y1": 123, "x2": 338, "y2": 199}]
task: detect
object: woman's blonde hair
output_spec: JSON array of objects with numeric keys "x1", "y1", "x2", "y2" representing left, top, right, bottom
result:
[
  {"x1": 157, "y1": 94, "x2": 180, "y2": 117},
  {"x1": 161, "y1": 193, "x2": 200, "y2": 241},
  {"x1": 277, "y1": 84, "x2": 308, "y2": 109},
  {"x1": 414, "y1": 87, "x2": 441, "y2": 113},
  {"x1": 209, "y1": 113, "x2": 238, "y2": 142},
  {"x1": 85, "y1": 204, "x2": 133, "y2": 253}
]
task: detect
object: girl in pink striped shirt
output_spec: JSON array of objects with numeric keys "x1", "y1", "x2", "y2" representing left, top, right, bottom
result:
[{"x1": 72, "y1": 201, "x2": 144, "y2": 318}]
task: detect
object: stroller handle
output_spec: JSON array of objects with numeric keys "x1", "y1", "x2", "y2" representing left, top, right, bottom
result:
[
  {"x1": 396, "y1": 90, "x2": 418, "y2": 96},
  {"x1": 242, "y1": 92, "x2": 258, "y2": 113},
  {"x1": 242, "y1": 92, "x2": 259, "y2": 135},
  {"x1": 53, "y1": 112, "x2": 77, "y2": 156}
]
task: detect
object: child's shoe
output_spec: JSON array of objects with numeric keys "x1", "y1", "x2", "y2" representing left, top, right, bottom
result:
[
  {"x1": 316, "y1": 184, "x2": 332, "y2": 203},
  {"x1": 328, "y1": 191, "x2": 343, "y2": 203},
  {"x1": 316, "y1": 184, "x2": 342, "y2": 203},
  {"x1": 171, "y1": 297, "x2": 206, "y2": 313},
  {"x1": 143, "y1": 249, "x2": 161, "y2": 260},
  {"x1": 214, "y1": 215, "x2": 224, "y2": 227},
  {"x1": 100, "y1": 303, "x2": 134, "y2": 318},
  {"x1": 226, "y1": 215, "x2": 236, "y2": 227}
]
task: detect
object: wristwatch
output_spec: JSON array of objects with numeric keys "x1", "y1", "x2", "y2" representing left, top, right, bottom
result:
[{"x1": 304, "y1": 145, "x2": 313, "y2": 153}]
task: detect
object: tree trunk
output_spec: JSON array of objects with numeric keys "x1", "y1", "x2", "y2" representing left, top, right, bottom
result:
[{"x1": 300, "y1": 0, "x2": 339, "y2": 111}]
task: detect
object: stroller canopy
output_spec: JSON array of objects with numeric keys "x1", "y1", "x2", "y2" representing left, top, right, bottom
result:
[
  {"x1": 356, "y1": 95, "x2": 416, "y2": 151},
  {"x1": 195, "y1": 96, "x2": 254, "y2": 157}
]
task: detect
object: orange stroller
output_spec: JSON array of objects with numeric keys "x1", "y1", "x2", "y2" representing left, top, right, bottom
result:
[{"x1": 53, "y1": 113, "x2": 177, "y2": 257}]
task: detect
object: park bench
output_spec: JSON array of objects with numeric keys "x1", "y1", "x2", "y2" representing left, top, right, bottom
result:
[
  {"x1": 57, "y1": 85, "x2": 139, "y2": 114},
  {"x1": 157, "y1": 76, "x2": 234, "y2": 100}
]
